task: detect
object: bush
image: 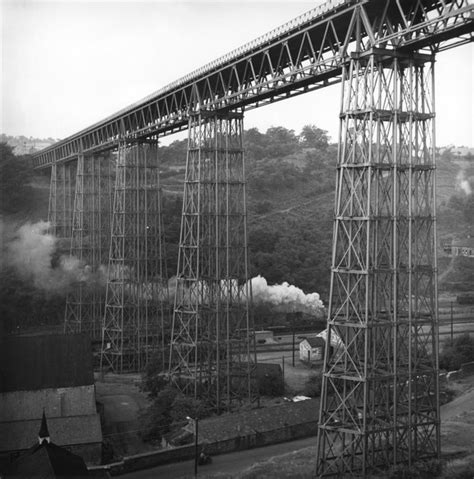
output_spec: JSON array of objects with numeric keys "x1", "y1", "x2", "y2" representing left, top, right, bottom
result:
[
  {"x1": 439, "y1": 334, "x2": 474, "y2": 371},
  {"x1": 258, "y1": 372, "x2": 285, "y2": 396},
  {"x1": 140, "y1": 350, "x2": 168, "y2": 398},
  {"x1": 139, "y1": 384, "x2": 211, "y2": 443},
  {"x1": 386, "y1": 459, "x2": 442, "y2": 479},
  {"x1": 303, "y1": 373, "x2": 322, "y2": 398},
  {"x1": 439, "y1": 383, "x2": 458, "y2": 405},
  {"x1": 139, "y1": 386, "x2": 178, "y2": 442}
]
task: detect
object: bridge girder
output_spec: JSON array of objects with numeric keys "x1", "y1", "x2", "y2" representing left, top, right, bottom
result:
[{"x1": 33, "y1": 0, "x2": 473, "y2": 168}]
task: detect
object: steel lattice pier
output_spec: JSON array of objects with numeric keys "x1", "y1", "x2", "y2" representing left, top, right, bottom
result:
[
  {"x1": 100, "y1": 143, "x2": 168, "y2": 373},
  {"x1": 169, "y1": 111, "x2": 257, "y2": 412},
  {"x1": 64, "y1": 153, "x2": 113, "y2": 338},
  {"x1": 315, "y1": 49, "x2": 440, "y2": 477}
]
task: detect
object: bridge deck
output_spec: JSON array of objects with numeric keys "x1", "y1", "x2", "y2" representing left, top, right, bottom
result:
[{"x1": 33, "y1": 0, "x2": 474, "y2": 168}]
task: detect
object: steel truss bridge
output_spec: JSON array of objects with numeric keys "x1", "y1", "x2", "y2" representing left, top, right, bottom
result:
[{"x1": 33, "y1": 0, "x2": 474, "y2": 476}]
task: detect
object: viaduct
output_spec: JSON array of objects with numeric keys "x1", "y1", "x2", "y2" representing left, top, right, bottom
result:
[{"x1": 32, "y1": 0, "x2": 474, "y2": 476}]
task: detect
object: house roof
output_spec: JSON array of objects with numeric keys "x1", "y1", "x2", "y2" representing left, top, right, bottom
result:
[
  {"x1": 8, "y1": 441, "x2": 90, "y2": 477},
  {"x1": 5, "y1": 413, "x2": 90, "y2": 477},
  {"x1": 0, "y1": 333, "x2": 94, "y2": 393},
  {"x1": 0, "y1": 414, "x2": 102, "y2": 452},
  {"x1": 301, "y1": 337, "x2": 325, "y2": 348}
]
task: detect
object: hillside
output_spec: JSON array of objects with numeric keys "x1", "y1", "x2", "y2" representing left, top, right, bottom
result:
[
  {"x1": 1, "y1": 130, "x2": 473, "y2": 334},
  {"x1": 156, "y1": 130, "x2": 474, "y2": 302}
]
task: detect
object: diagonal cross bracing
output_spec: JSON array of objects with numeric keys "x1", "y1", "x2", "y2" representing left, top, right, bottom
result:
[
  {"x1": 100, "y1": 143, "x2": 168, "y2": 373},
  {"x1": 168, "y1": 111, "x2": 256, "y2": 412},
  {"x1": 316, "y1": 50, "x2": 439, "y2": 477},
  {"x1": 64, "y1": 153, "x2": 114, "y2": 338}
]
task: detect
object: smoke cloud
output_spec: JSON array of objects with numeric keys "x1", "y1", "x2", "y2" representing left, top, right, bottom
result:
[
  {"x1": 250, "y1": 275, "x2": 324, "y2": 316},
  {"x1": 456, "y1": 170, "x2": 472, "y2": 195},
  {"x1": 2, "y1": 219, "x2": 325, "y2": 315},
  {"x1": 167, "y1": 274, "x2": 324, "y2": 316},
  {"x1": 3, "y1": 220, "x2": 105, "y2": 293}
]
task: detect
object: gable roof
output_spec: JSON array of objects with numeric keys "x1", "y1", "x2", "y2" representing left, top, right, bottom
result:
[
  {"x1": 9, "y1": 441, "x2": 90, "y2": 477},
  {"x1": 0, "y1": 415, "x2": 102, "y2": 452},
  {"x1": 6, "y1": 413, "x2": 90, "y2": 477},
  {"x1": 301, "y1": 337, "x2": 325, "y2": 348}
]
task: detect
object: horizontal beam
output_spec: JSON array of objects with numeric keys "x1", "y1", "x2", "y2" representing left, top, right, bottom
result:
[{"x1": 33, "y1": 0, "x2": 474, "y2": 168}]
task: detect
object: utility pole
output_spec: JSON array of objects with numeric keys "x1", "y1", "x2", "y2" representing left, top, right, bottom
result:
[
  {"x1": 451, "y1": 301, "x2": 454, "y2": 346},
  {"x1": 187, "y1": 416, "x2": 198, "y2": 477}
]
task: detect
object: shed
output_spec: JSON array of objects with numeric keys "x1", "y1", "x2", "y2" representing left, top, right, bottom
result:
[{"x1": 299, "y1": 337, "x2": 325, "y2": 362}]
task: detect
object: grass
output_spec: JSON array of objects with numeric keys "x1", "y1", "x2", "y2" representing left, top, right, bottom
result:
[{"x1": 237, "y1": 446, "x2": 316, "y2": 479}]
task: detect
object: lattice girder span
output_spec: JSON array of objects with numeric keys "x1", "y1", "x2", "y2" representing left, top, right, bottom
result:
[
  {"x1": 169, "y1": 110, "x2": 256, "y2": 412},
  {"x1": 316, "y1": 49, "x2": 440, "y2": 477}
]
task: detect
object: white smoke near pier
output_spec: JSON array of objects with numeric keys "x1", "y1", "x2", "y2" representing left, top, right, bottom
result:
[
  {"x1": 456, "y1": 170, "x2": 472, "y2": 196},
  {"x1": 3, "y1": 220, "x2": 105, "y2": 293},
  {"x1": 165, "y1": 274, "x2": 324, "y2": 316},
  {"x1": 250, "y1": 275, "x2": 324, "y2": 316}
]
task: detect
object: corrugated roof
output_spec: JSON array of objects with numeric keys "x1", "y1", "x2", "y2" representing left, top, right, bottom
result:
[{"x1": 0, "y1": 333, "x2": 94, "y2": 393}]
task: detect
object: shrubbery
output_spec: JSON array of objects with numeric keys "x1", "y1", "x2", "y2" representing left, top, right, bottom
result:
[
  {"x1": 139, "y1": 385, "x2": 210, "y2": 443},
  {"x1": 385, "y1": 459, "x2": 443, "y2": 479},
  {"x1": 439, "y1": 333, "x2": 474, "y2": 371},
  {"x1": 303, "y1": 373, "x2": 322, "y2": 398}
]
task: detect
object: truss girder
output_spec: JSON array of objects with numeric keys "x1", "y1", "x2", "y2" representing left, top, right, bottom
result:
[
  {"x1": 316, "y1": 51, "x2": 439, "y2": 477},
  {"x1": 64, "y1": 153, "x2": 114, "y2": 338},
  {"x1": 34, "y1": 0, "x2": 473, "y2": 168},
  {"x1": 169, "y1": 111, "x2": 255, "y2": 412},
  {"x1": 100, "y1": 143, "x2": 168, "y2": 373}
]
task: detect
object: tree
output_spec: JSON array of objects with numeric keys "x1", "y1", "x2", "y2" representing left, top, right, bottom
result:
[
  {"x1": 139, "y1": 386, "x2": 178, "y2": 442},
  {"x1": 439, "y1": 334, "x2": 474, "y2": 371},
  {"x1": 265, "y1": 126, "x2": 299, "y2": 157},
  {"x1": 303, "y1": 373, "x2": 323, "y2": 397},
  {"x1": 0, "y1": 142, "x2": 33, "y2": 215},
  {"x1": 244, "y1": 127, "x2": 267, "y2": 161},
  {"x1": 300, "y1": 125, "x2": 329, "y2": 149}
]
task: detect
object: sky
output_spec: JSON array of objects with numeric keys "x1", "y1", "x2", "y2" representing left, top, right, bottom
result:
[{"x1": 1, "y1": 0, "x2": 473, "y2": 147}]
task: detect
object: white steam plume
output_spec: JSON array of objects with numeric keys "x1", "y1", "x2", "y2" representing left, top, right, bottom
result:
[
  {"x1": 456, "y1": 170, "x2": 472, "y2": 195},
  {"x1": 5, "y1": 220, "x2": 105, "y2": 293},
  {"x1": 167, "y1": 274, "x2": 325, "y2": 316},
  {"x1": 250, "y1": 275, "x2": 324, "y2": 316}
]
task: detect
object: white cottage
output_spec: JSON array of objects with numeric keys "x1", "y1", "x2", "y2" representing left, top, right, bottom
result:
[{"x1": 299, "y1": 337, "x2": 325, "y2": 362}]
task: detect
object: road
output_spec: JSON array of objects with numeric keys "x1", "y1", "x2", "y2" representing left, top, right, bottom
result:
[{"x1": 121, "y1": 436, "x2": 317, "y2": 478}]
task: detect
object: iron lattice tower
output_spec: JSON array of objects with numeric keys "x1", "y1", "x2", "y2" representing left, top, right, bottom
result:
[
  {"x1": 316, "y1": 50, "x2": 440, "y2": 477},
  {"x1": 64, "y1": 153, "x2": 114, "y2": 338},
  {"x1": 101, "y1": 142, "x2": 168, "y2": 373},
  {"x1": 169, "y1": 111, "x2": 256, "y2": 412},
  {"x1": 48, "y1": 161, "x2": 76, "y2": 243}
]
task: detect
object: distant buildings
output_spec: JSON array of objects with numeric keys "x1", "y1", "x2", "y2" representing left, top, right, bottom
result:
[
  {"x1": 439, "y1": 145, "x2": 474, "y2": 158},
  {"x1": 0, "y1": 134, "x2": 57, "y2": 155},
  {"x1": 0, "y1": 333, "x2": 102, "y2": 466},
  {"x1": 443, "y1": 237, "x2": 474, "y2": 258}
]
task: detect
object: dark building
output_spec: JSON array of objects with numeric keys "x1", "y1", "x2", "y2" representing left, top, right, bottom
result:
[
  {"x1": 0, "y1": 334, "x2": 102, "y2": 465},
  {"x1": 4, "y1": 411, "x2": 90, "y2": 477}
]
